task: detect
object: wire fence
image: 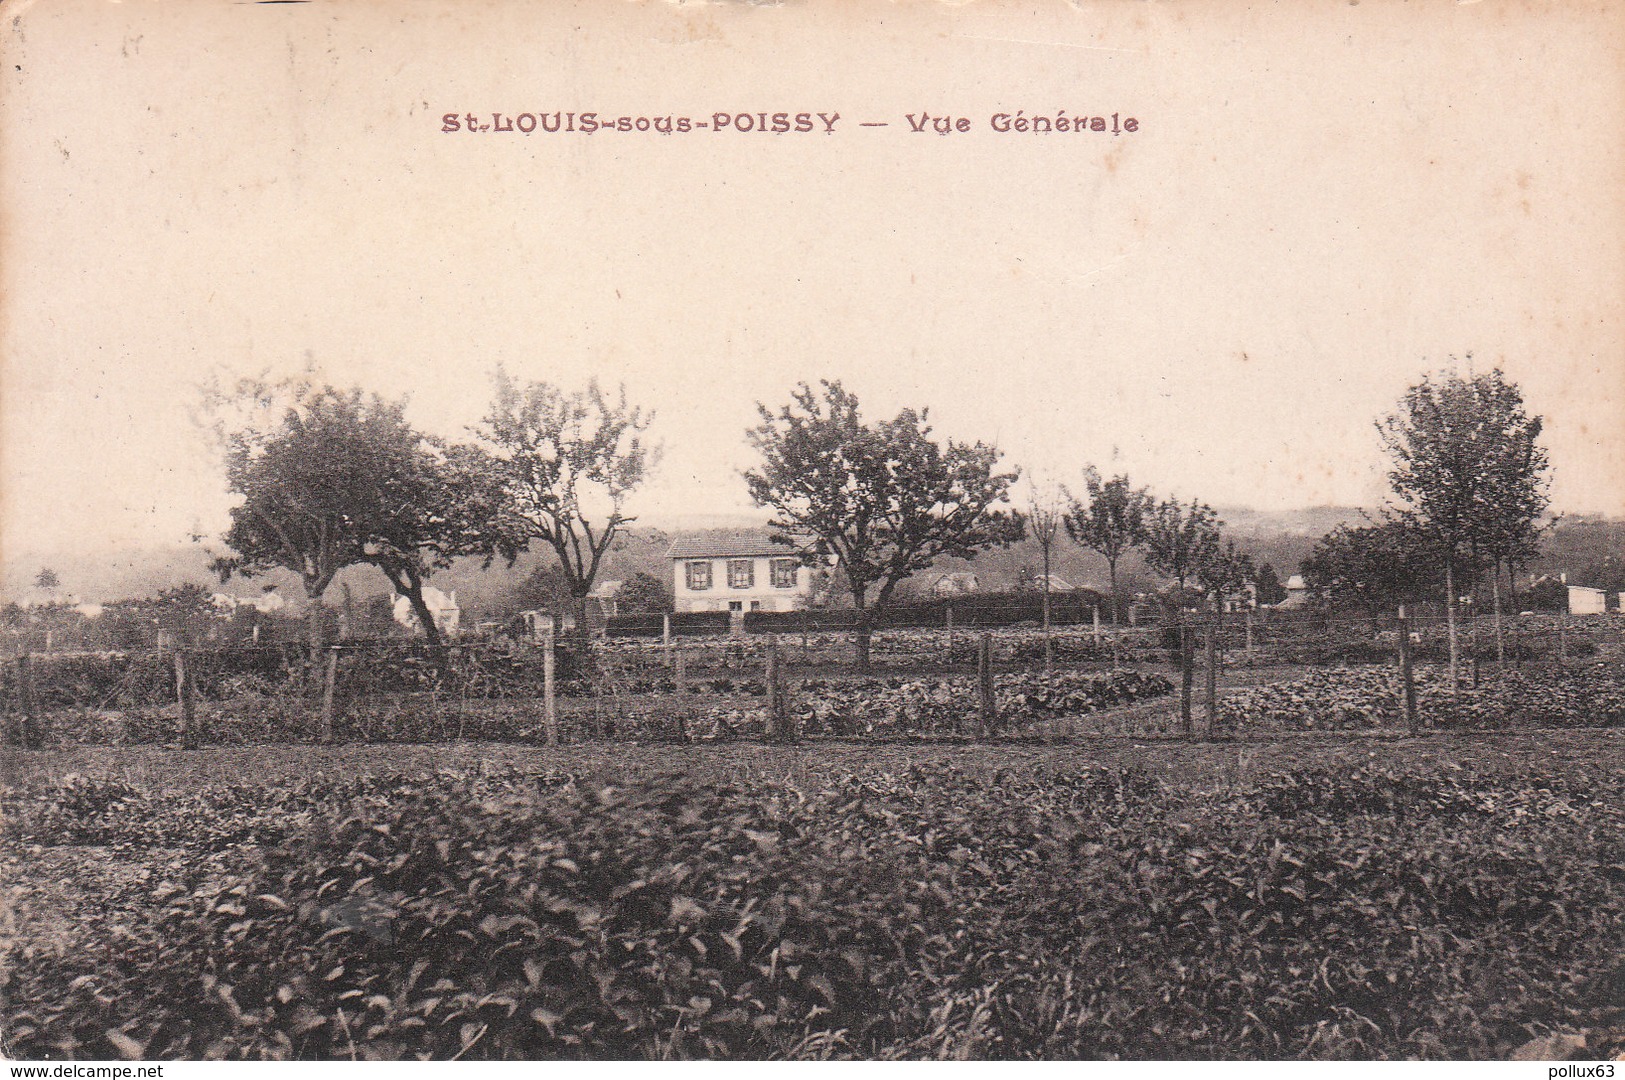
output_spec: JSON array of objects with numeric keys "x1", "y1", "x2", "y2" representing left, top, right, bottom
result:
[{"x1": 4, "y1": 613, "x2": 1622, "y2": 748}]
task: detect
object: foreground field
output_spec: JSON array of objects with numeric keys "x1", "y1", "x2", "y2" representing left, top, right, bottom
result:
[{"x1": 4, "y1": 731, "x2": 1623, "y2": 1060}]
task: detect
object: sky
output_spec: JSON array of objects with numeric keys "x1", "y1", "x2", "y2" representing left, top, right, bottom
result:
[{"x1": 3, "y1": 0, "x2": 1622, "y2": 566}]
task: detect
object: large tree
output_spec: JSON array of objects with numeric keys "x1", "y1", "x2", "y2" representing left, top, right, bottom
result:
[
  {"x1": 1300, "y1": 520, "x2": 1445, "y2": 627},
  {"x1": 359, "y1": 441, "x2": 528, "y2": 646},
  {"x1": 477, "y1": 371, "x2": 657, "y2": 649},
  {"x1": 1064, "y1": 467, "x2": 1153, "y2": 629},
  {"x1": 1378, "y1": 365, "x2": 1549, "y2": 685},
  {"x1": 208, "y1": 379, "x2": 401, "y2": 658},
  {"x1": 744, "y1": 380, "x2": 1024, "y2": 672},
  {"x1": 1470, "y1": 390, "x2": 1552, "y2": 662}
]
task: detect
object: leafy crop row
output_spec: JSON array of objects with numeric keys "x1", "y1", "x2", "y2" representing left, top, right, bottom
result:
[
  {"x1": 12, "y1": 670, "x2": 1171, "y2": 747},
  {"x1": 1218, "y1": 664, "x2": 1625, "y2": 731},
  {"x1": 7, "y1": 759, "x2": 1621, "y2": 1060}
]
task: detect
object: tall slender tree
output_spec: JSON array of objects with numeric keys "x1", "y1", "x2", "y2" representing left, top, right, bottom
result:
[
  {"x1": 1470, "y1": 390, "x2": 1552, "y2": 662},
  {"x1": 745, "y1": 380, "x2": 1024, "y2": 672},
  {"x1": 476, "y1": 371, "x2": 657, "y2": 650},
  {"x1": 1026, "y1": 479, "x2": 1065, "y2": 671},
  {"x1": 1142, "y1": 497, "x2": 1222, "y2": 601},
  {"x1": 1064, "y1": 468, "x2": 1153, "y2": 627},
  {"x1": 1378, "y1": 364, "x2": 1549, "y2": 686}
]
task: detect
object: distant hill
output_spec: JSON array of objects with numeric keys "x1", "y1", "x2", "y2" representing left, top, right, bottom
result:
[
  {"x1": 6, "y1": 508, "x2": 1619, "y2": 610},
  {"x1": 1213, "y1": 506, "x2": 1370, "y2": 537}
]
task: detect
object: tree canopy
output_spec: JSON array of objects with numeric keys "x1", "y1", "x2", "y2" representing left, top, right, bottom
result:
[
  {"x1": 208, "y1": 379, "x2": 407, "y2": 650},
  {"x1": 207, "y1": 377, "x2": 521, "y2": 650},
  {"x1": 358, "y1": 441, "x2": 528, "y2": 645},
  {"x1": 1377, "y1": 364, "x2": 1550, "y2": 679},
  {"x1": 1064, "y1": 468, "x2": 1153, "y2": 624},
  {"x1": 744, "y1": 380, "x2": 1023, "y2": 668},
  {"x1": 1300, "y1": 520, "x2": 1445, "y2": 620},
  {"x1": 1142, "y1": 498, "x2": 1222, "y2": 601},
  {"x1": 476, "y1": 370, "x2": 657, "y2": 642}
]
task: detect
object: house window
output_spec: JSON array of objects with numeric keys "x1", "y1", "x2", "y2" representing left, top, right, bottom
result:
[
  {"x1": 770, "y1": 558, "x2": 798, "y2": 589},
  {"x1": 685, "y1": 561, "x2": 712, "y2": 591},
  {"x1": 728, "y1": 600, "x2": 743, "y2": 613},
  {"x1": 727, "y1": 559, "x2": 754, "y2": 589}
]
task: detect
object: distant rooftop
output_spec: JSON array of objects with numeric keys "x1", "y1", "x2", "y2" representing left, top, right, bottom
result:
[{"x1": 666, "y1": 532, "x2": 806, "y2": 560}]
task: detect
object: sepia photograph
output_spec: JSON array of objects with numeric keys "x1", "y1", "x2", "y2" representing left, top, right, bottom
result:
[{"x1": 2, "y1": 0, "x2": 1623, "y2": 1065}]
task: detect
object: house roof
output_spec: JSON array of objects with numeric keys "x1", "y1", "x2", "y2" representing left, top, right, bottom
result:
[{"x1": 666, "y1": 532, "x2": 804, "y2": 559}]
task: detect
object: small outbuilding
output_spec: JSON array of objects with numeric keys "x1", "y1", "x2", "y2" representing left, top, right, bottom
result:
[{"x1": 1567, "y1": 585, "x2": 1607, "y2": 616}]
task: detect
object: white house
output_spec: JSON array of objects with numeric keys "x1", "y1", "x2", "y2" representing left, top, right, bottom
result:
[
  {"x1": 1276, "y1": 574, "x2": 1322, "y2": 610},
  {"x1": 930, "y1": 572, "x2": 980, "y2": 597},
  {"x1": 586, "y1": 579, "x2": 623, "y2": 620},
  {"x1": 394, "y1": 587, "x2": 461, "y2": 636},
  {"x1": 1567, "y1": 585, "x2": 1607, "y2": 616},
  {"x1": 667, "y1": 534, "x2": 810, "y2": 614},
  {"x1": 211, "y1": 587, "x2": 285, "y2": 615},
  {"x1": 1029, "y1": 574, "x2": 1074, "y2": 593}
]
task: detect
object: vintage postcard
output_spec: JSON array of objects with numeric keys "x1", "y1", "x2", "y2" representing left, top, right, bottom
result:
[{"x1": 2, "y1": 0, "x2": 1622, "y2": 1066}]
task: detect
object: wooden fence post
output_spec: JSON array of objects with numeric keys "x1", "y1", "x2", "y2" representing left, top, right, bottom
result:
[
  {"x1": 1204, "y1": 624, "x2": 1219, "y2": 739},
  {"x1": 16, "y1": 653, "x2": 40, "y2": 749},
  {"x1": 319, "y1": 647, "x2": 339, "y2": 745},
  {"x1": 1245, "y1": 608, "x2": 1255, "y2": 656},
  {"x1": 977, "y1": 632, "x2": 995, "y2": 737},
  {"x1": 175, "y1": 650, "x2": 198, "y2": 750},
  {"x1": 766, "y1": 633, "x2": 791, "y2": 742},
  {"x1": 1558, "y1": 623, "x2": 1568, "y2": 661},
  {"x1": 1397, "y1": 606, "x2": 1419, "y2": 735},
  {"x1": 1092, "y1": 605, "x2": 1102, "y2": 646},
  {"x1": 542, "y1": 629, "x2": 558, "y2": 747},
  {"x1": 662, "y1": 613, "x2": 672, "y2": 649}
]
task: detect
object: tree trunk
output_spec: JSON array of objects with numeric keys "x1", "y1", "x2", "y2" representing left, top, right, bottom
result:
[
  {"x1": 405, "y1": 588, "x2": 443, "y2": 648},
  {"x1": 852, "y1": 593, "x2": 872, "y2": 674},
  {"x1": 572, "y1": 592, "x2": 593, "y2": 661},
  {"x1": 378, "y1": 562, "x2": 443, "y2": 648},
  {"x1": 304, "y1": 585, "x2": 327, "y2": 676},
  {"x1": 1041, "y1": 543, "x2": 1053, "y2": 672},
  {"x1": 1179, "y1": 618, "x2": 1194, "y2": 738},
  {"x1": 1108, "y1": 558, "x2": 1120, "y2": 625},
  {"x1": 1444, "y1": 560, "x2": 1460, "y2": 692},
  {"x1": 1491, "y1": 565, "x2": 1506, "y2": 665},
  {"x1": 1107, "y1": 558, "x2": 1122, "y2": 667}
]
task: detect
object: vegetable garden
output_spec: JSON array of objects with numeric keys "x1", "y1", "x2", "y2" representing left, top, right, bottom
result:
[
  {"x1": 4, "y1": 735, "x2": 1622, "y2": 1060},
  {"x1": 6, "y1": 620, "x2": 1624, "y2": 1061}
]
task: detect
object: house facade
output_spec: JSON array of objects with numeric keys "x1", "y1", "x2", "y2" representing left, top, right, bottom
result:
[
  {"x1": 393, "y1": 587, "x2": 461, "y2": 637},
  {"x1": 930, "y1": 572, "x2": 980, "y2": 597},
  {"x1": 667, "y1": 534, "x2": 810, "y2": 614}
]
